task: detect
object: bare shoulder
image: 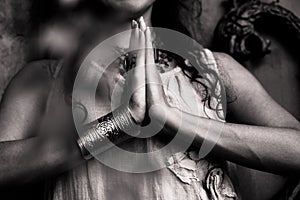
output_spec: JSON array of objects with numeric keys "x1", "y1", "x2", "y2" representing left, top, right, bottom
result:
[
  {"x1": 211, "y1": 52, "x2": 242, "y2": 103},
  {"x1": 212, "y1": 52, "x2": 234, "y2": 66},
  {"x1": 212, "y1": 52, "x2": 247, "y2": 80},
  {"x1": 212, "y1": 52, "x2": 258, "y2": 84},
  {"x1": 0, "y1": 60, "x2": 61, "y2": 140},
  {"x1": 3, "y1": 60, "x2": 58, "y2": 100},
  {"x1": 0, "y1": 59, "x2": 60, "y2": 118},
  {"x1": 11, "y1": 60, "x2": 58, "y2": 87},
  {"x1": 212, "y1": 52, "x2": 236, "y2": 85},
  {"x1": 212, "y1": 52, "x2": 266, "y2": 98}
]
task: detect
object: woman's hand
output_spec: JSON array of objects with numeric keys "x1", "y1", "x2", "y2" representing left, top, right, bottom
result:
[
  {"x1": 144, "y1": 27, "x2": 180, "y2": 130},
  {"x1": 124, "y1": 18, "x2": 147, "y2": 124},
  {"x1": 125, "y1": 20, "x2": 180, "y2": 130}
]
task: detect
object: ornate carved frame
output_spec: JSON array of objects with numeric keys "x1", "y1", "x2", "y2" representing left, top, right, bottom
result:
[{"x1": 213, "y1": 0, "x2": 300, "y2": 61}]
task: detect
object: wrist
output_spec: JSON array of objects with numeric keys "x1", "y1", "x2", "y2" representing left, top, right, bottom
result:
[
  {"x1": 42, "y1": 135, "x2": 84, "y2": 172},
  {"x1": 128, "y1": 103, "x2": 145, "y2": 125},
  {"x1": 148, "y1": 104, "x2": 179, "y2": 128},
  {"x1": 76, "y1": 106, "x2": 138, "y2": 160},
  {"x1": 150, "y1": 106, "x2": 194, "y2": 144}
]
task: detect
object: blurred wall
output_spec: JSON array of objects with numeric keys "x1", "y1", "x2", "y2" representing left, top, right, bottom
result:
[{"x1": 0, "y1": 0, "x2": 31, "y2": 97}]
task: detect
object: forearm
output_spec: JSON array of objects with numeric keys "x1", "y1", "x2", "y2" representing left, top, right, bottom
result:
[
  {"x1": 0, "y1": 105, "x2": 137, "y2": 187},
  {"x1": 209, "y1": 122, "x2": 300, "y2": 173},
  {"x1": 165, "y1": 108, "x2": 300, "y2": 174},
  {"x1": 0, "y1": 136, "x2": 83, "y2": 187}
]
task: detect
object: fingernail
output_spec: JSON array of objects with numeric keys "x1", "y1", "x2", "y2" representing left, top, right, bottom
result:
[
  {"x1": 131, "y1": 20, "x2": 138, "y2": 29},
  {"x1": 138, "y1": 16, "x2": 143, "y2": 23},
  {"x1": 138, "y1": 16, "x2": 146, "y2": 32}
]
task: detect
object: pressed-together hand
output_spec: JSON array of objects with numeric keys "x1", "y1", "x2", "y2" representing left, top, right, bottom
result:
[
  {"x1": 143, "y1": 25, "x2": 181, "y2": 132},
  {"x1": 124, "y1": 17, "x2": 179, "y2": 130},
  {"x1": 125, "y1": 18, "x2": 147, "y2": 124}
]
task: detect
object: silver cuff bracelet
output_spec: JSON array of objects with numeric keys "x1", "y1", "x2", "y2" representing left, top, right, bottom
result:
[{"x1": 76, "y1": 106, "x2": 137, "y2": 160}]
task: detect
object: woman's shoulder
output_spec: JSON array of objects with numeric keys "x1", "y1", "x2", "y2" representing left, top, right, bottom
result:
[
  {"x1": 210, "y1": 51, "x2": 242, "y2": 103},
  {"x1": 19, "y1": 59, "x2": 63, "y2": 81},
  {"x1": 199, "y1": 50, "x2": 238, "y2": 76},
  {"x1": 14, "y1": 59, "x2": 62, "y2": 87},
  {"x1": 210, "y1": 51, "x2": 249, "y2": 75},
  {"x1": 211, "y1": 51, "x2": 236, "y2": 68},
  {"x1": 210, "y1": 51, "x2": 255, "y2": 84},
  {"x1": 2, "y1": 59, "x2": 61, "y2": 105},
  {"x1": 210, "y1": 51, "x2": 245, "y2": 83},
  {"x1": 0, "y1": 59, "x2": 64, "y2": 140}
]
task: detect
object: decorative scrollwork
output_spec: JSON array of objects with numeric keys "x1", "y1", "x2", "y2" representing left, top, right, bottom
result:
[{"x1": 213, "y1": 0, "x2": 300, "y2": 61}]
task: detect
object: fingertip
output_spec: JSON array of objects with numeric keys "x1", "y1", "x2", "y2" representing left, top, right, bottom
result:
[
  {"x1": 146, "y1": 26, "x2": 150, "y2": 33},
  {"x1": 130, "y1": 22, "x2": 139, "y2": 49},
  {"x1": 138, "y1": 16, "x2": 147, "y2": 32},
  {"x1": 131, "y1": 20, "x2": 138, "y2": 29}
]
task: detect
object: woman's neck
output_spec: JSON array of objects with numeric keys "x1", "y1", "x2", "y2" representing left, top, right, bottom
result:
[
  {"x1": 62, "y1": 6, "x2": 153, "y2": 91},
  {"x1": 81, "y1": 6, "x2": 152, "y2": 49}
]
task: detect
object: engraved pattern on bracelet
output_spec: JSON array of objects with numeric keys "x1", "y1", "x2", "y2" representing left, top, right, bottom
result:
[
  {"x1": 113, "y1": 107, "x2": 134, "y2": 132},
  {"x1": 77, "y1": 106, "x2": 137, "y2": 160},
  {"x1": 83, "y1": 117, "x2": 118, "y2": 148},
  {"x1": 77, "y1": 137, "x2": 93, "y2": 160}
]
